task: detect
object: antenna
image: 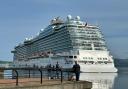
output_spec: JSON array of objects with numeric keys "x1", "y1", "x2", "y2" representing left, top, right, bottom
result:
[{"x1": 95, "y1": 20, "x2": 99, "y2": 27}]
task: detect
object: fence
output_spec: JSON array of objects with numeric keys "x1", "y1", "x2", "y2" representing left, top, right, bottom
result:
[{"x1": 0, "y1": 67, "x2": 73, "y2": 86}]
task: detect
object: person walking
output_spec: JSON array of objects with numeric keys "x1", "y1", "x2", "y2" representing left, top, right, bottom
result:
[{"x1": 72, "y1": 61, "x2": 80, "y2": 81}]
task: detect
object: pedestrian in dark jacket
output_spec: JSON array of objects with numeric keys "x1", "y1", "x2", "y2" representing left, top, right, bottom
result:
[
  {"x1": 56, "y1": 61, "x2": 60, "y2": 79},
  {"x1": 72, "y1": 61, "x2": 80, "y2": 81}
]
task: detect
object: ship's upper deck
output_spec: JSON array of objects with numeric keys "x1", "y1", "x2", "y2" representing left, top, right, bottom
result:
[
  {"x1": 22, "y1": 15, "x2": 98, "y2": 44},
  {"x1": 15, "y1": 15, "x2": 100, "y2": 50}
]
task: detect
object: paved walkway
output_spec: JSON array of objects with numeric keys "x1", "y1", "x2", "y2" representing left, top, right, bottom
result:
[{"x1": 0, "y1": 78, "x2": 72, "y2": 88}]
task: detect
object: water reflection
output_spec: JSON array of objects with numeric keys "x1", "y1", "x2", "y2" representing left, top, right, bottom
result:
[
  {"x1": 80, "y1": 73, "x2": 117, "y2": 89},
  {"x1": 4, "y1": 70, "x2": 12, "y2": 79},
  {"x1": 113, "y1": 67, "x2": 128, "y2": 89}
]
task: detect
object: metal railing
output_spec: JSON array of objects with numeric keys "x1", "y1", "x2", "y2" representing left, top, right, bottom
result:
[{"x1": 0, "y1": 67, "x2": 73, "y2": 86}]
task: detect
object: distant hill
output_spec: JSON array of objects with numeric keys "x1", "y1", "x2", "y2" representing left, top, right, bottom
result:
[
  {"x1": 114, "y1": 58, "x2": 128, "y2": 67},
  {"x1": 0, "y1": 60, "x2": 12, "y2": 64}
]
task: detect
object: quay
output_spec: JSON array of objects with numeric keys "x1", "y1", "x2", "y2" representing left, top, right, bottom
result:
[
  {"x1": 0, "y1": 67, "x2": 92, "y2": 89},
  {"x1": 0, "y1": 78, "x2": 92, "y2": 89}
]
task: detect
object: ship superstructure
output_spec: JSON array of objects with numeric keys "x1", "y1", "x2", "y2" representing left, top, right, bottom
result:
[{"x1": 12, "y1": 15, "x2": 117, "y2": 72}]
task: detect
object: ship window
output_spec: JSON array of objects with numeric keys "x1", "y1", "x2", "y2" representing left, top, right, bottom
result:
[
  {"x1": 83, "y1": 57, "x2": 87, "y2": 59},
  {"x1": 99, "y1": 58, "x2": 102, "y2": 60},
  {"x1": 78, "y1": 26, "x2": 84, "y2": 28},
  {"x1": 104, "y1": 58, "x2": 106, "y2": 60},
  {"x1": 74, "y1": 56, "x2": 77, "y2": 58},
  {"x1": 69, "y1": 56, "x2": 73, "y2": 58},
  {"x1": 104, "y1": 61, "x2": 107, "y2": 64},
  {"x1": 103, "y1": 58, "x2": 107, "y2": 60},
  {"x1": 67, "y1": 25, "x2": 77, "y2": 27},
  {"x1": 84, "y1": 61, "x2": 87, "y2": 64},
  {"x1": 89, "y1": 61, "x2": 94, "y2": 64},
  {"x1": 88, "y1": 57, "x2": 92, "y2": 59},
  {"x1": 98, "y1": 61, "x2": 103, "y2": 63}
]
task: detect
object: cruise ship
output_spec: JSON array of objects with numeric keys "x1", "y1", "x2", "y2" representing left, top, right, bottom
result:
[{"x1": 12, "y1": 15, "x2": 117, "y2": 72}]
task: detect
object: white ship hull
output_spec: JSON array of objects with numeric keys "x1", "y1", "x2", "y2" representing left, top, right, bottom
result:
[
  {"x1": 14, "y1": 50, "x2": 117, "y2": 73},
  {"x1": 80, "y1": 64, "x2": 117, "y2": 73},
  {"x1": 78, "y1": 50, "x2": 117, "y2": 72},
  {"x1": 14, "y1": 60, "x2": 117, "y2": 73}
]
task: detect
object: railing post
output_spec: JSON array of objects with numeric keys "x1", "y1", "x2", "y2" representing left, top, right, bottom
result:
[
  {"x1": 29, "y1": 70, "x2": 30, "y2": 78},
  {"x1": 14, "y1": 70, "x2": 18, "y2": 86},
  {"x1": 39, "y1": 69, "x2": 42, "y2": 84},
  {"x1": 68, "y1": 70, "x2": 69, "y2": 80},
  {"x1": 61, "y1": 69, "x2": 63, "y2": 83}
]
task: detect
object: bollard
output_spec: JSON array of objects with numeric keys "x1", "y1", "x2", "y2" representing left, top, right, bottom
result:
[
  {"x1": 29, "y1": 70, "x2": 30, "y2": 78},
  {"x1": 61, "y1": 70, "x2": 63, "y2": 83}
]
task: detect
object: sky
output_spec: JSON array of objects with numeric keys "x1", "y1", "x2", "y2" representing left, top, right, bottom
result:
[{"x1": 0, "y1": 0, "x2": 128, "y2": 61}]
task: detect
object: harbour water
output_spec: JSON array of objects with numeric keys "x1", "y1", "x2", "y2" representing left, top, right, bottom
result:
[
  {"x1": 3, "y1": 67, "x2": 128, "y2": 89},
  {"x1": 80, "y1": 67, "x2": 128, "y2": 89}
]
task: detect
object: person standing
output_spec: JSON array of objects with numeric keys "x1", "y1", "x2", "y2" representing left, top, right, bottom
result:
[
  {"x1": 56, "y1": 61, "x2": 60, "y2": 79},
  {"x1": 47, "y1": 64, "x2": 52, "y2": 79},
  {"x1": 72, "y1": 61, "x2": 80, "y2": 81}
]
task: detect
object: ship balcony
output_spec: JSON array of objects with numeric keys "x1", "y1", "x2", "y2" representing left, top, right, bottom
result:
[{"x1": 11, "y1": 50, "x2": 17, "y2": 53}]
